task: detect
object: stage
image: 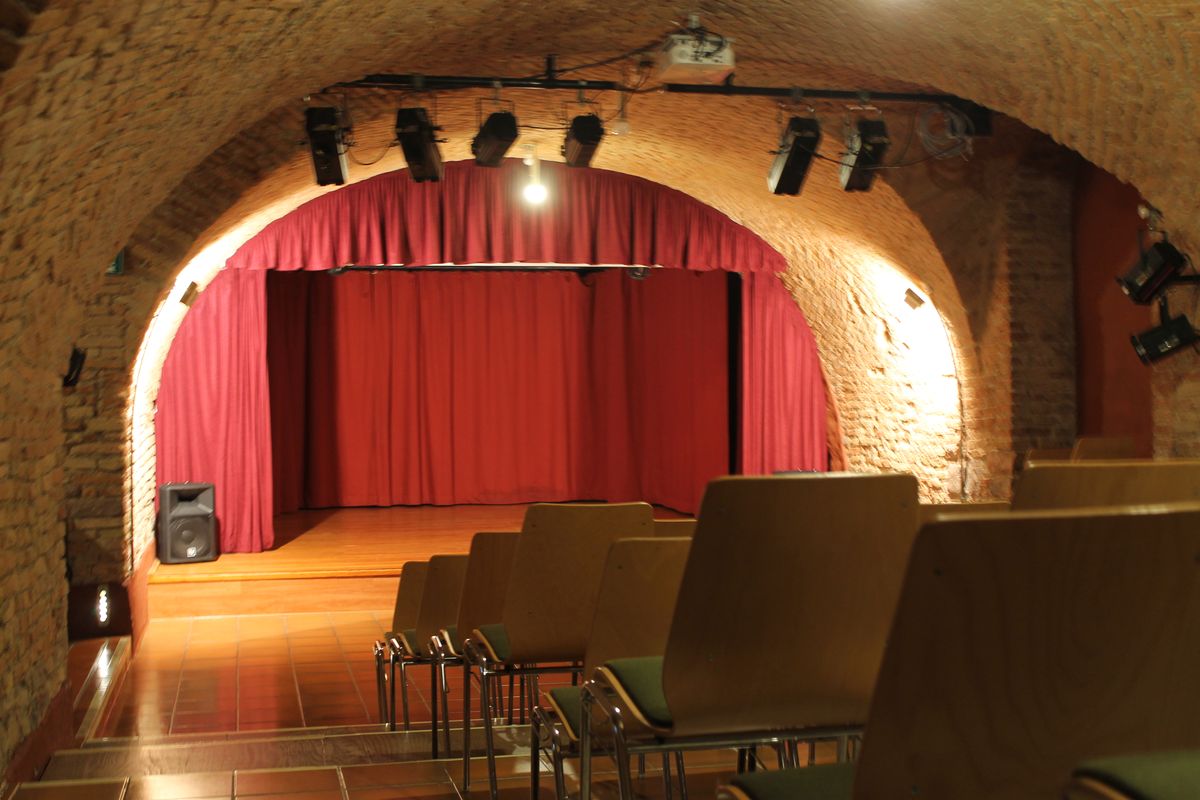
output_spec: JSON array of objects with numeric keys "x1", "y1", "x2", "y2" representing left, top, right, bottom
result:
[{"x1": 147, "y1": 504, "x2": 686, "y2": 617}]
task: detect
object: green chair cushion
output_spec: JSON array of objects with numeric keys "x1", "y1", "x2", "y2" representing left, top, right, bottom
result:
[
  {"x1": 1076, "y1": 752, "x2": 1200, "y2": 800},
  {"x1": 400, "y1": 628, "x2": 418, "y2": 655},
  {"x1": 729, "y1": 764, "x2": 855, "y2": 800},
  {"x1": 475, "y1": 622, "x2": 512, "y2": 662},
  {"x1": 604, "y1": 656, "x2": 672, "y2": 728},
  {"x1": 547, "y1": 686, "x2": 584, "y2": 740}
]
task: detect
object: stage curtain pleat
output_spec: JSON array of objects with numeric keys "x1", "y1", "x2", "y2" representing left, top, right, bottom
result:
[
  {"x1": 156, "y1": 269, "x2": 275, "y2": 553},
  {"x1": 740, "y1": 272, "x2": 829, "y2": 474},
  {"x1": 269, "y1": 269, "x2": 727, "y2": 513}
]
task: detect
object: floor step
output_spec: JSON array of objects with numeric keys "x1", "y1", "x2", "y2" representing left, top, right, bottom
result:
[
  {"x1": 83, "y1": 722, "x2": 386, "y2": 748},
  {"x1": 42, "y1": 724, "x2": 527, "y2": 780}
]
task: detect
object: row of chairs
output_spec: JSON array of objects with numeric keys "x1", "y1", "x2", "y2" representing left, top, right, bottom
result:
[{"x1": 376, "y1": 460, "x2": 1200, "y2": 799}]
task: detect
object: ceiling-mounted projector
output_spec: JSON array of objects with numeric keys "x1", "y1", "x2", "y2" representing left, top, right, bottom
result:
[{"x1": 655, "y1": 31, "x2": 735, "y2": 84}]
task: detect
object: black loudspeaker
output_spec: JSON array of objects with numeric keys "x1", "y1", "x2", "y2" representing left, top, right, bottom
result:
[{"x1": 158, "y1": 483, "x2": 218, "y2": 564}]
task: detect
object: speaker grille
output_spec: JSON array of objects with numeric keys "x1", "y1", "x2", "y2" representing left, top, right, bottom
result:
[{"x1": 167, "y1": 516, "x2": 215, "y2": 562}]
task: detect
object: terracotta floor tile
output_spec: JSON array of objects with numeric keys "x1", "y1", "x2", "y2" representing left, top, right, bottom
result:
[{"x1": 126, "y1": 771, "x2": 233, "y2": 800}]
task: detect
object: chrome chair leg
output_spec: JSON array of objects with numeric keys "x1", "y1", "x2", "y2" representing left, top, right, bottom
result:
[
  {"x1": 836, "y1": 734, "x2": 849, "y2": 763},
  {"x1": 675, "y1": 751, "x2": 689, "y2": 800},
  {"x1": 373, "y1": 641, "x2": 388, "y2": 725},
  {"x1": 439, "y1": 658, "x2": 452, "y2": 755},
  {"x1": 430, "y1": 655, "x2": 441, "y2": 759},
  {"x1": 507, "y1": 671, "x2": 516, "y2": 724},
  {"x1": 662, "y1": 753, "x2": 674, "y2": 800},
  {"x1": 462, "y1": 649, "x2": 473, "y2": 790},
  {"x1": 580, "y1": 684, "x2": 594, "y2": 800},
  {"x1": 479, "y1": 660, "x2": 500, "y2": 800},
  {"x1": 530, "y1": 712, "x2": 542, "y2": 800},
  {"x1": 638, "y1": 753, "x2": 646, "y2": 777},
  {"x1": 398, "y1": 659, "x2": 411, "y2": 731}
]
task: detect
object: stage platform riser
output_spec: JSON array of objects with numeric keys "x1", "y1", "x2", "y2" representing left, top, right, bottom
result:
[{"x1": 147, "y1": 575, "x2": 396, "y2": 617}]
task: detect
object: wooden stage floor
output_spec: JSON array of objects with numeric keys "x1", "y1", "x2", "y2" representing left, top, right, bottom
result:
[{"x1": 146, "y1": 504, "x2": 686, "y2": 617}]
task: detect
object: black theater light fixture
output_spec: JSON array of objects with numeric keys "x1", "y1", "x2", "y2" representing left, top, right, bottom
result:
[
  {"x1": 840, "y1": 119, "x2": 890, "y2": 192},
  {"x1": 305, "y1": 107, "x2": 350, "y2": 186},
  {"x1": 472, "y1": 111, "x2": 519, "y2": 167},
  {"x1": 1132, "y1": 297, "x2": 1200, "y2": 364},
  {"x1": 395, "y1": 107, "x2": 444, "y2": 182},
  {"x1": 1117, "y1": 240, "x2": 1188, "y2": 304},
  {"x1": 768, "y1": 117, "x2": 822, "y2": 195},
  {"x1": 563, "y1": 114, "x2": 605, "y2": 167}
]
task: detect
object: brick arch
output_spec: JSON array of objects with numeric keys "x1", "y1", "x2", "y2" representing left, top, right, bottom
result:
[{"x1": 110, "y1": 105, "x2": 977, "y2": 585}]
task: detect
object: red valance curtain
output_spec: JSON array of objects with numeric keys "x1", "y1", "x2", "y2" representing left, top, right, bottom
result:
[
  {"x1": 268, "y1": 269, "x2": 728, "y2": 514},
  {"x1": 156, "y1": 160, "x2": 829, "y2": 553}
]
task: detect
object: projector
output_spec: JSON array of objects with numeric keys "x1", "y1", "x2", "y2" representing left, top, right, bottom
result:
[{"x1": 655, "y1": 32, "x2": 735, "y2": 84}]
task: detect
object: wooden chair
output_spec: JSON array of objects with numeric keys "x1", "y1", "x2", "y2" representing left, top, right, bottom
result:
[
  {"x1": 464, "y1": 501, "x2": 655, "y2": 799},
  {"x1": 1066, "y1": 751, "x2": 1200, "y2": 799},
  {"x1": 374, "y1": 560, "x2": 427, "y2": 730},
  {"x1": 918, "y1": 500, "x2": 1008, "y2": 526},
  {"x1": 653, "y1": 519, "x2": 697, "y2": 537},
  {"x1": 1071, "y1": 435, "x2": 1138, "y2": 461},
  {"x1": 386, "y1": 554, "x2": 468, "y2": 757},
  {"x1": 718, "y1": 504, "x2": 1200, "y2": 799},
  {"x1": 530, "y1": 536, "x2": 692, "y2": 799},
  {"x1": 1012, "y1": 460, "x2": 1200, "y2": 510},
  {"x1": 580, "y1": 474, "x2": 920, "y2": 800}
]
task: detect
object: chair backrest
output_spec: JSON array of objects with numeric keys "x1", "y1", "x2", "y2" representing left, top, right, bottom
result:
[
  {"x1": 653, "y1": 519, "x2": 697, "y2": 538},
  {"x1": 415, "y1": 554, "x2": 469, "y2": 653},
  {"x1": 456, "y1": 532, "x2": 520, "y2": 638},
  {"x1": 853, "y1": 505, "x2": 1200, "y2": 798},
  {"x1": 661, "y1": 473, "x2": 920, "y2": 737},
  {"x1": 1071, "y1": 436, "x2": 1138, "y2": 461},
  {"x1": 918, "y1": 501, "x2": 1009, "y2": 526},
  {"x1": 501, "y1": 502, "x2": 655, "y2": 661},
  {"x1": 1012, "y1": 460, "x2": 1200, "y2": 510},
  {"x1": 390, "y1": 560, "x2": 429, "y2": 633},
  {"x1": 584, "y1": 537, "x2": 692, "y2": 675}
]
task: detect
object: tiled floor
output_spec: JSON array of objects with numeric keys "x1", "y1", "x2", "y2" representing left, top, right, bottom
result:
[
  {"x1": 100, "y1": 613, "x2": 399, "y2": 737},
  {"x1": 30, "y1": 611, "x2": 806, "y2": 799}
]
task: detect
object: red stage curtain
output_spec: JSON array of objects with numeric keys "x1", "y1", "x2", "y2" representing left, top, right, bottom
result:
[
  {"x1": 156, "y1": 270, "x2": 274, "y2": 553},
  {"x1": 267, "y1": 269, "x2": 728, "y2": 513},
  {"x1": 227, "y1": 161, "x2": 787, "y2": 274},
  {"x1": 741, "y1": 272, "x2": 829, "y2": 474},
  {"x1": 156, "y1": 161, "x2": 829, "y2": 551}
]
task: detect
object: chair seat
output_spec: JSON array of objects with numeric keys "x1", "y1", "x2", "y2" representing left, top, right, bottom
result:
[
  {"x1": 725, "y1": 764, "x2": 854, "y2": 800},
  {"x1": 397, "y1": 628, "x2": 419, "y2": 657},
  {"x1": 601, "y1": 656, "x2": 673, "y2": 729},
  {"x1": 473, "y1": 623, "x2": 512, "y2": 663},
  {"x1": 546, "y1": 686, "x2": 584, "y2": 741},
  {"x1": 1073, "y1": 752, "x2": 1200, "y2": 800},
  {"x1": 439, "y1": 625, "x2": 461, "y2": 657}
]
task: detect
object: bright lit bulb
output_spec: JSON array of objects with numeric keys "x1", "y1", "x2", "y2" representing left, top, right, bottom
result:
[
  {"x1": 523, "y1": 182, "x2": 548, "y2": 204},
  {"x1": 97, "y1": 586, "x2": 110, "y2": 625}
]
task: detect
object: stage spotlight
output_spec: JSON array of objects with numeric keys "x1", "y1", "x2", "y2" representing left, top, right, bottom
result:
[
  {"x1": 304, "y1": 107, "x2": 349, "y2": 186},
  {"x1": 563, "y1": 114, "x2": 605, "y2": 167},
  {"x1": 1132, "y1": 312, "x2": 1199, "y2": 364},
  {"x1": 395, "y1": 107, "x2": 444, "y2": 182},
  {"x1": 840, "y1": 119, "x2": 890, "y2": 192},
  {"x1": 472, "y1": 111, "x2": 518, "y2": 167},
  {"x1": 1117, "y1": 240, "x2": 1187, "y2": 304},
  {"x1": 768, "y1": 117, "x2": 822, "y2": 196}
]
